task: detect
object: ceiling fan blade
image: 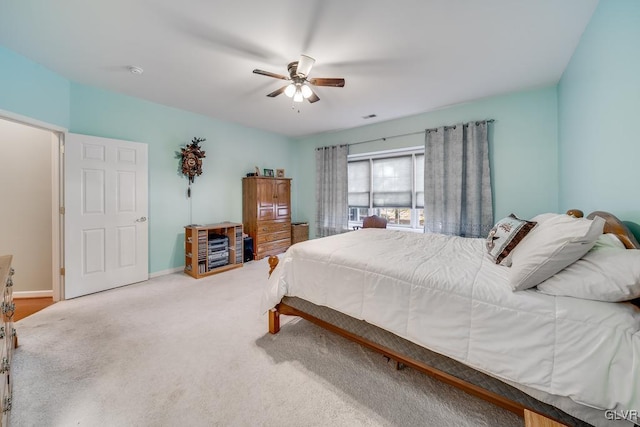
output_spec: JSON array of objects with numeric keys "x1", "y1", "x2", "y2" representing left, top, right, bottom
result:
[
  {"x1": 253, "y1": 69, "x2": 288, "y2": 80},
  {"x1": 306, "y1": 87, "x2": 320, "y2": 103},
  {"x1": 267, "y1": 85, "x2": 288, "y2": 97},
  {"x1": 309, "y1": 77, "x2": 345, "y2": 87}
]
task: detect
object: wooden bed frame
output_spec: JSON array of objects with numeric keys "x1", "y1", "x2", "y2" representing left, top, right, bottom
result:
[{"x1": 266, "y1": 211, "x2": 640, "y2": 427}]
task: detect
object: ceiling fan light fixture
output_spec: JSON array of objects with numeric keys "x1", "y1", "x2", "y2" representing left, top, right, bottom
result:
[
  {"x1": 296, "y1": 54, "x2": 315, "y2": 77},
  {"x1": 284, "y1": 83, "x2": 296, "y2": 98},
  {"x1": 301, "y1": 84, "x2": 313, "y2": 99},
  {"x1": 253, "y1": 55, "x2": 343, "y2": 105}
]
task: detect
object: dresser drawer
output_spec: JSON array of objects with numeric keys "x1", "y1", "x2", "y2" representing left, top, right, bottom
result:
[
  {"x1": 256, "y1": 220, "x2": 290, "y2": 234},
  {"x1": 256, "y1": 238, "x2": 290, "y2": 259},
  {"x1": 256, "y1": 230, "x2": 291, "y2": 244}
]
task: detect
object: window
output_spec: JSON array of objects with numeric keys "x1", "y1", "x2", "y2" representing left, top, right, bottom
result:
[{"x1": 348, "y1": 148, "x2": 424, "y2": 230}]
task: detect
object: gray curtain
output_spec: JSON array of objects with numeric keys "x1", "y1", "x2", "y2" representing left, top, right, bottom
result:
[
  {"x1": 424, "y1": 121, "x2": 493, "y2": 238},
  {"x1": 315, "y1": 145, "x2": 348, "y2": 237}
]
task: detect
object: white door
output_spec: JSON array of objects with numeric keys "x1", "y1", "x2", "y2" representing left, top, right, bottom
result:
[{"x1": 65, "y1": 133, "x2": 148, "y2": 299}]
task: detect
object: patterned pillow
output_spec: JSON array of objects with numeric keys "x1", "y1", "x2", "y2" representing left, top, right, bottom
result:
[{"x1": 486, "y1": 214, "x2": 537, "y2": 265}]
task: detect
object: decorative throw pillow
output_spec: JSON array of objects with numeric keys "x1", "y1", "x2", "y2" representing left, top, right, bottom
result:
[
  {"x1": 508, "y1": 214, "x2": 605, "y2": 291},
  {"x1": 537, "y1": 235, "x2": 640, "y2": 302},
  {"x1": 486, "y1": 214, "x2": 537, "y2": 266}
]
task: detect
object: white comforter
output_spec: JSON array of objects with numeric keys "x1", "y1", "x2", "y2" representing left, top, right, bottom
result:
[{"x1": 263, "y1": 229, "x2": 640, "y2": 417}]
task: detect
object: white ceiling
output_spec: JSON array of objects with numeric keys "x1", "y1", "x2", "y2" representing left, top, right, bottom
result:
[{"x1": 0, "y1": 0, "x2": 598, "y2": 137}]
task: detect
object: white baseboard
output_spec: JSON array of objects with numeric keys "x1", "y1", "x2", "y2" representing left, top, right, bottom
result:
[
  {"x1": 14, "y1": 269, "x2": 186, "y2": 297},
  {"x1": 149, "y1": 266, "x2": 185, "y2": 279},
  {"x1": 14, "y1": 290, "x2": 54, "y2": 299}
]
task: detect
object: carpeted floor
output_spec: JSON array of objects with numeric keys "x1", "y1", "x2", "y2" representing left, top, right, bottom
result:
[{"x1": 11, "y1": 258, "x2": 521, "y2": 426}]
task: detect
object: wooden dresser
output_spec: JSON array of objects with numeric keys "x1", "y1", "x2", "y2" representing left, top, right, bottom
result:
[
  {"x1": 242, "y1": 177, "x2": 291, "y2": 260},
  {"x1": 0, "y1": 255, "x2": 17, "y2": 424}
]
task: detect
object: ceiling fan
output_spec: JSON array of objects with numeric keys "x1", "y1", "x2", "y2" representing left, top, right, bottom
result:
[{"x1": 253, "y1": 55, "x2": 345, "y2": 104}]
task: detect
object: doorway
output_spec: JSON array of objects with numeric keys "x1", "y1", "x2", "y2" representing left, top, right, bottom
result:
[{"x1": 0, "y1": 113, "x2": 63, "y2": 301}]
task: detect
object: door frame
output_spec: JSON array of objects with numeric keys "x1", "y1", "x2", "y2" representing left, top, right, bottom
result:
[{"x1": 0, "y1": 109, "x2": 66, "y2": 301}]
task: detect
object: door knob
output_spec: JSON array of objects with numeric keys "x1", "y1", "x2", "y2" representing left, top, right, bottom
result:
[{"x1": 135, "y1": 216, "x2": 147, "y2": 222}]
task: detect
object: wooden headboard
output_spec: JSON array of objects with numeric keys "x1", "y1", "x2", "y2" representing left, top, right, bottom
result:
[
  {"x1": 566, "y1": 209, "x2": 640, "y2": 249},
  {"x1": 587, "y1": 211, "x2": 640, "y2": 249}
]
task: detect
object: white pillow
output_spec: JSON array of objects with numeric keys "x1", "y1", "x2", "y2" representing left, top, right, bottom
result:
[
  {"x1": 596, "y1": 233, "x2": 627, "y2": 250},
  {"x1": 530, "y1": 212, "x2": 558, "y2": 224},
  {"x1": 537, "y1": 236, "x2": 640, "y2": 302},
  {"x1": 509, "y1": 214, "x2": 605, "y2": 291}
]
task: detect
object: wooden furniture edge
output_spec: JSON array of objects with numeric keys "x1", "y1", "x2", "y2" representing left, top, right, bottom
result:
[
  {"x1": 587, "y1": 210, "x2": 640, "y2": 249},
  {"x1": 568, "y1": 209, "x2": 639, "y2": 249},
  {"x1": 186, "y1": 221, "x2": 243, "y2": 229},
  {"x1": 525, "y1": 409, "x2": 568, "y2": 427},
  {"x1": 242, "y1": 176, "x2": 292, "y2": 181},
  {"x1": 269, "y1": 301, "x2": 570, "y2": 425},
  {"x1": 270, "y1": 302, "x2": 526, "y2": 411},
  {"x1": 268, "y1": 255, "x2": 279, "y2": 277}
]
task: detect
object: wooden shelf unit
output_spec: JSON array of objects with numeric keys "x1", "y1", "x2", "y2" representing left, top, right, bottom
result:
[{"x1": 184, "y1": 222, "x2": 243, "y2": 278}]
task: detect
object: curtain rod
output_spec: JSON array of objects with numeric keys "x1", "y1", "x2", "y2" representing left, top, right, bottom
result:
[
  {"x1": 425, "y1": 119, "x2": 494, "y2": 134},
  {"x1": 316, "y1": 144, "x2": 348, "y2": 151},
  {"x1": 316, "y1": 119, "x2": 495, "y2": 150},
  {"x1": 347, "y1": 130, "x2": 425, "y2": 147},
  {"x1": 346, "y1": 119, "x2": 495, "y2": 146}
]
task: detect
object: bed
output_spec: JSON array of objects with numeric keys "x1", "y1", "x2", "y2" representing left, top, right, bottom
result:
[{"x1": 262, "y1": 211, "x2": 640, "y2": 427}]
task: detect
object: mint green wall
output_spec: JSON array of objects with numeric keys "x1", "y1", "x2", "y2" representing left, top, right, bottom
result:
[
  {"x1": 0, "y1": 46, "x2": 295, "y2": 274},
  {"x1": 14, "y1": 7, "x2": 638, "y2": 271},
  {"x1": 0, "y1": 46, "x2": 70, "y2": 127},
  {"x1": 558, "y1": 0, "x2": 640, "y2": 231},
  {"x1": 294, "y1": 87, "x2": 559, "y2": 238},
  {"x1": 70, "y1": 83, "x2": 295, "y2": 273}
]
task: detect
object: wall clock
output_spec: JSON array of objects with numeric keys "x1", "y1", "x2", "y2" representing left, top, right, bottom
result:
[{"x1": 181, "y1": 137, "x2": 206, "y2": 184}]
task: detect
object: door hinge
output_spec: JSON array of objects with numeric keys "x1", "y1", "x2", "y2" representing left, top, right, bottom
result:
[
  {"x1": 60, "y1": 267, "x2": 65, "y2": 276},
  {"x1": 60, "y1": 144, "x2": 65, "y2": 154},
  {"x1": 59, "y1": 206, "x2": 65, "y2": 215}
]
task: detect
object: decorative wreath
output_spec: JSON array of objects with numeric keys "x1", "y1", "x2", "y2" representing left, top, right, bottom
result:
[{"x1": 181, "y1": 137, "x2": 206, "y2": 183}]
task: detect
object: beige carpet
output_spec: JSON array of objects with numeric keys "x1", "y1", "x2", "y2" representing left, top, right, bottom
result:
[{"x1": 11, "y1": 258, "x2": 521, "y2": 426}]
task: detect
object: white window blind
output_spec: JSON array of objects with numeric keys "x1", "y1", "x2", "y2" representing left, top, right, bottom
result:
[
  {"x1": 371, "y1": 156, "x2": 412, "y2": 208},
  {"x1": 347, "y1": 160, "x2": 370, "y2": 207},
  {"x1": 415, "y1": 154, "x2": 424, "y2": 208}
]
